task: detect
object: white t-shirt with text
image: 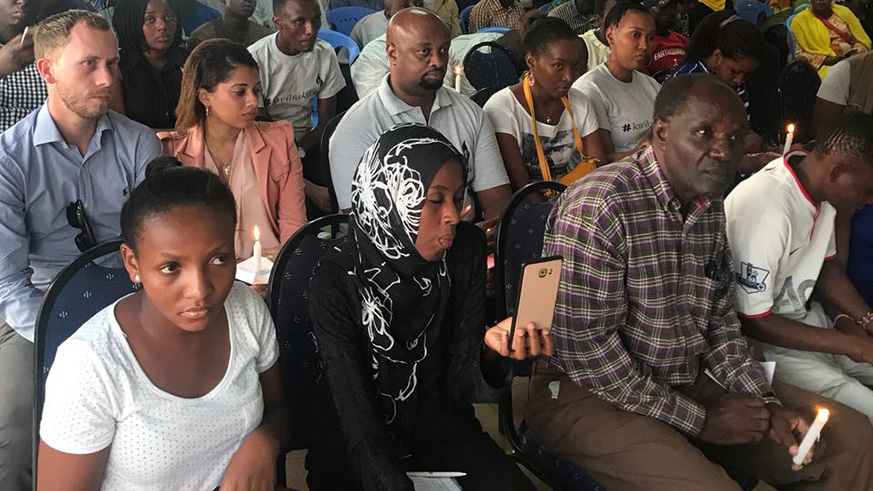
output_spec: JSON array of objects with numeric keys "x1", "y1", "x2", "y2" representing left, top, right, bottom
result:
[
  {"x1": 483, "y1": 87, "x2": 599, "y2": 181},
  {"x1": 725, "y1": 157, "x2": 837, "y2": 327},
  {"x1": 248, "y1": 33, "x2": 346, "y2": 140},
  {"x1": 39, "y1": 283, "x2": 279, "y2": 491},
  {"x1": 571, "y1": 64, "x2": 660, "y2": 153}
]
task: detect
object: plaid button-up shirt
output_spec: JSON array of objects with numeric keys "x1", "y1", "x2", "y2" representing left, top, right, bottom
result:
[
  {"x1": 543, "y1": 147, "x2": 776, "y2": 436},
  {"x1": 468, "y1": 0, "x2": 524, "y2": 32}
]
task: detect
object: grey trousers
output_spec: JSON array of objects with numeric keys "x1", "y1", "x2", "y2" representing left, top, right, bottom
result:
[{"x1": 0, "y1": 321, "x2": 33, "y2": 491}]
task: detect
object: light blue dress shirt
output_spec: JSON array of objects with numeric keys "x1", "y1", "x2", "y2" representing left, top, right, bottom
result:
[{"x1": 0, "y1": 104, "x2": 161, "y2": 341}]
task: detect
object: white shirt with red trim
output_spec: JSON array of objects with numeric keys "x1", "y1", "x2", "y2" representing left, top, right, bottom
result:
[{"x1": 725, "y1": 156, "x2": 837, "y2": 326}]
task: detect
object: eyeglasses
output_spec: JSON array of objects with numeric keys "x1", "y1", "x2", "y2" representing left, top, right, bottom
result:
[{"x1": 66, "y1": 200, "x2": 97, "y2": 253}]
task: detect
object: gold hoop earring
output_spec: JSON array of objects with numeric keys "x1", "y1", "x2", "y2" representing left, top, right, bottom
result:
[{"x1": 528, "y1": 75, "x2": 535, "y2": 87}]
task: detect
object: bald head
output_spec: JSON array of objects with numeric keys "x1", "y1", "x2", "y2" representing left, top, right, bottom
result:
[
  {"x1": 654, "y1": 73, "x2": 745, "y2": 125},
  {"x1": 387, "y1": 7, "x2": 450, "y2": 44}
]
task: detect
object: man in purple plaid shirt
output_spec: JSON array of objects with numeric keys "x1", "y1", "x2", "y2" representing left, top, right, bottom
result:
[{"x1": 525, "y1": 73, "x2": 873, "y2": 490}]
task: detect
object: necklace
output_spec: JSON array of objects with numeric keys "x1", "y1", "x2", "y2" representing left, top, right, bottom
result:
[{"x1": 546, "y1": 115, "x2": 553, "y2": 124}]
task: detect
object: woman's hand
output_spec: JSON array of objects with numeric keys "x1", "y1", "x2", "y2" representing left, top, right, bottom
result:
[
  {"x1": 485, "y1": 317, "x2": 555, "y2": 360},
  {"x1": 219, "y1": 428, "x2": 279, "y2": 491}
]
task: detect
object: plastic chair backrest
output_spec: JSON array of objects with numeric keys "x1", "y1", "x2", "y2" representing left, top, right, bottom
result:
[
  {"x1": 317, "y1": 28, "x2": 361, "y2": 64},
  {"x1": 477, "y1": 26, "x2": 510, "y2": 33},
  {"x1": 462, "y1": 41, "x2": 520, "y2": 91},
  {"x1": 539, "y1": 2, "x2": 551, "y2": 11},
  {"x1": 734, "y1": 0, "x2": 773, "y2": 24},
  {"x1": 325, "y1": 6, "x2": 376, "y2": 36},
  {"x1": 786, "y1": 12, "x2": 799, "y2": 54},
  {"x1": 32, "y1": 240, "x2": 136, "y2": 487},
  {"x1": 320, "y1": 110, "x2": 347, "y2": 213},
  {"x1": 460, "y1": 5, "x2": 474, "y2": 34},
  {"x1": 267, "y1": 213, "x2": 349, "y2": 450}
]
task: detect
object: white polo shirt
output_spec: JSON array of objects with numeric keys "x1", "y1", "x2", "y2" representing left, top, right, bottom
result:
[
  {"x1": 329, "y1": 75, "x2": 510, "y2": 211},
  {"x1": 725, "y1": 157, "x2": 837, "y2": 327}
]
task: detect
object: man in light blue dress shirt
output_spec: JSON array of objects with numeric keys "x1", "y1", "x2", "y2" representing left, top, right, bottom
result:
[{"x1": 0, "y1": 10, "x2": 160, "y2": 489}]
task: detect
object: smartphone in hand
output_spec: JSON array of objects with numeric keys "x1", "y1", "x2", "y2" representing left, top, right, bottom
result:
[{"x1": 509, "y1": 256, "x2": 563, "y2": 350}]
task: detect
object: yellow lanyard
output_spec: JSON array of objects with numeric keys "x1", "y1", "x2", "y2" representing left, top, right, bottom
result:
[{"x1": 522, "y1": 73, "x2": 595, "y2": 184}]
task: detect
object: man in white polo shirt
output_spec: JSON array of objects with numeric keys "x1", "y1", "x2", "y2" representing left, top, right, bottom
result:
[
  {"x1": 726, "y1": 113, "x2": 873, "y2": 418},
  {"x1": 331, "y1": 7, "x2": 511, "y2": 222}
]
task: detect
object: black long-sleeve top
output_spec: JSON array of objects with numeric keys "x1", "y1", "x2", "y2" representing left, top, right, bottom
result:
[{"x1": 306, "y1": 222, "x2": 509, "y2": 490}]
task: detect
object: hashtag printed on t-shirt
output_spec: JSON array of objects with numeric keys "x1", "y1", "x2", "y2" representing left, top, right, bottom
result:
[{"x1": 571, "y1": 64, "x2": 661, "y2": 153}]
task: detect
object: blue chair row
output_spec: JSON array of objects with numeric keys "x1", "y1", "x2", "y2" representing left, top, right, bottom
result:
[
  {"x1": 317, "y1": 28, "x2": 361, "y2": 64},
  {"x1": 325, "y1": 6, "x2": 376, "y2": 36}
]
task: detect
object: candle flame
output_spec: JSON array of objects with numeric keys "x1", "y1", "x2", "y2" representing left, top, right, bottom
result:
[
  {"x1": 253, "y1": 225, "x2": 260, "y2": 241},
  {"x1": 787, "y1": 123, "x2": 795, "y2": 133},
  {"x1": 816, "y1": 407, "x2": 830, "y2": 422}
]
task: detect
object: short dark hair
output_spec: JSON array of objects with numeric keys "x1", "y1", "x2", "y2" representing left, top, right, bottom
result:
[
  {"x1": 682, "y1": 10, "x2": 764, "y2": 65},
  {"x1": 273, "y1": 0, "x2": 318, "y2": 15},
  {"x1": 654, "y1": 73, "x2": 732, "y2": 121},
  {"x1": 113, "y1": 0, "x2": 182, "y2": 54},
  {"x1": 523, "y1": 17, "x2": 577, "y2": 55},
  {"x1": 814, "y1": 112, "x2": 873, "y2": 165},
  {"x1": 120, "y1": 158, "x2": 237, "y2": 251},
  {"x1": 604, "y1": 1, "x2": 650, "y2": 30},
  {"x1": 176, "y1": 38, "x2": 259, "y2": 131}
]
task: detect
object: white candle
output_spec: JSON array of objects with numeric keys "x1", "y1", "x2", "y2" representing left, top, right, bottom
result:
[
  {"x1": 252, "y1": 225, "x2": 262, "y2": 274},
  {"x1": 793, "y1": 407, "x2": 829, "y2": 465},
  {"x1": 454, "y1": 65, "x2": 463, "y2": 93},
  {"x1": 783, "y1": 123, "x2": 795, "y2": 155}
]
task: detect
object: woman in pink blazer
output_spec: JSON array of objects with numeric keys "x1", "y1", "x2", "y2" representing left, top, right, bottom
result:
[{"x1": 158, "y1": 39, "x2": 307, "y2": 262}]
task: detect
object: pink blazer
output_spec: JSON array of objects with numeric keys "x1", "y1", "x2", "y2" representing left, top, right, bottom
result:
[{"x1": 158, "y1": 121, "x2": 307, "y2": 244}]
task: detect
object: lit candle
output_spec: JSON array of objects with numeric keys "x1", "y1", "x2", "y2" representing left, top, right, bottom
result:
[
  {"x1": 454, "y1": 65, "x2": 463, "y2": 93},
  {"x1": 793, "y1": 407, "x2": 829, "y2": 466},
  {"x1": 252, "y1": 225, "x2": 262, "y2": 274},
  {"x1": 783, "y1": 123, "x2": 795, "y2": 155}
]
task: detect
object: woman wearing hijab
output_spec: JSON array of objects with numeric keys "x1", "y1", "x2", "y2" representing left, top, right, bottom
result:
[{"x1": 306, "y1": 123, "x2": 549, "y2": 491}]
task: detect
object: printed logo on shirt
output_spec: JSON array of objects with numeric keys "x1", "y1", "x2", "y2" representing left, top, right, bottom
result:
[
  {"x1": 773, "y1": 275, "x2": 816, "y2": 314},
  {"x1": 736, "y1": 262, "x2": 769, "y2": 294},
  {"x1": 621, "y1": 121, "x2": 652, "y2": 133}
]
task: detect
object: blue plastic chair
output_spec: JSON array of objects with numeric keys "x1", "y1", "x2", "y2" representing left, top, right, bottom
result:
[
  {"x1": 539, "y1": 2, "x2": 552, "y2": 11},
  {"x1": 477, "y1": 26, "x2": 510, "y2": 34},
  {"x1": 325, "y1": 6, "x2": 376, "y2": 36},
  {"x1": 786, "y1": 12, "x2": 799, "y2": 56},
  {"x1": 317, "y1": 28, "x2": 361, "y2": 64},
  {"x1": 460, "y1": 4, "x2": 474, "y2": 33},
  {"x1": 33, "y1": 240, "x2": 138, "y2": 488},
  {"x1": 734, "y1": 0, "x2": 772, "y2": 24}
]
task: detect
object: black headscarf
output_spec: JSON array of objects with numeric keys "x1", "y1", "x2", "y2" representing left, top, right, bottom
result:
[{"x1": 349, "y1": 123, "x2": 467, "y2": 432}]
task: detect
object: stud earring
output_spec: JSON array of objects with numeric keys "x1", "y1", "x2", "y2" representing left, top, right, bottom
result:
[{"x1": 134, "y1": 274, "x2": 140, "y2": 283}]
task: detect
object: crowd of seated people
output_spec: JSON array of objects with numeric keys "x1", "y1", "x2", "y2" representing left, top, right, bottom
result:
[{"x1": 2, "y1": 0, "x2": 873, "y2": 489}]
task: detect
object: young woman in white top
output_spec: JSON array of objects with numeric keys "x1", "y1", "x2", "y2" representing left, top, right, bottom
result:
[
  {"x1": 484, "y1": 17, "x2": 607, "y2": 191},
  {"x1": 572, "y1": 2, "x2": 661, "y2": 163},
  {"x1": 37, "y1": 158, "x2": 289, "y2": 491}
]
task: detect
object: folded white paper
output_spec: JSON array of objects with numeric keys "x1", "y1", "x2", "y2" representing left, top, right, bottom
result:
[{"x1": 235, "y1": 255, "x2": 274, "y2": 285}]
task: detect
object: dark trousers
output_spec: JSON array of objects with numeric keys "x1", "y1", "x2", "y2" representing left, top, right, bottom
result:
[{"x1": 307, "y1": 430, "x2": 536, "y2": 491}]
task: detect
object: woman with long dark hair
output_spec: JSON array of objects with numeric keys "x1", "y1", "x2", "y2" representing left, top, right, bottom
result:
[{"x1": 113, "y1": 0, "x2": 187, "y2": 129}]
